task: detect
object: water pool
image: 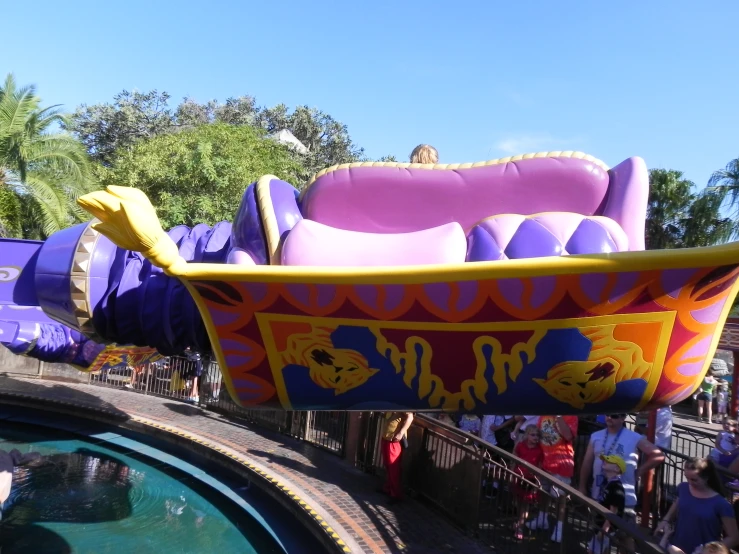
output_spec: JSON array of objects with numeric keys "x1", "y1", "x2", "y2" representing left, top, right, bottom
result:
[{"x1": 0, "y1": 420, "x2": 292, "y2": 553}]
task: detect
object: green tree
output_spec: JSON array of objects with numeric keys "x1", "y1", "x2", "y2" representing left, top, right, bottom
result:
[
  {"x1": 67, "y1": 91, "x2": 369, "y2": 180},
  {"x1": 67, "y1": 90, "x2": 176, "y2": 166},
  {"x1": 100, "y1": 123, "x2": 304, "y2": 228},
  {"x1": 708, "y1": 158, "x2": 739, "y2": 226},
  {"x1": 254, "y1": 104, "x2": 364, "y2": 176},
  {"x1": 0, "y1": 185, "x2": 21, "y2": 237},
  {"x1": 646, "y1": 168, "x2": 732, "y2": 249},
  {"x1": 175, "y1": 95, "x2": 258, "y2": 127},
  {"x1": 0, "y1": 74, "x2": 91, "y2": 238}
]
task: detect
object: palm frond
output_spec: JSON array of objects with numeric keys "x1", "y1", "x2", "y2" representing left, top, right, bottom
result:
[
  {"x1": 19, "y1": 172, "x2": 71, "y2": 236},
  {"x1": 708, "y1": 158, "x2": 739, "y2": 207},
  {"x1": 23, "y1": 135, "x2": 90, "y2": 181}
]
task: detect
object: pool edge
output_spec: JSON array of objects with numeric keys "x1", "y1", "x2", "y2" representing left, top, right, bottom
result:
[{"x1": 0, "y1": 391, "x2": 357, "y2": 554}]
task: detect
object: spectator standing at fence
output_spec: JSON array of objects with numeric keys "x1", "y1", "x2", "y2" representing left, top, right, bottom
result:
[
  {"x1": 587, "y1": 454, "x2": 626, "y2": 554},
  {"x1": 655, "y1": 406, "x2": 674, "y2": 450},
  {"x1": 698, "y1": 374, "x2": 719, "y2": 424},
  {"x1": 480, "y1": 415, "x2": 515, "y2": 452},
  {"x1": 717, "y1": 383, "x2": 730, "y2": 420},
  {"x1": 655, "y1": 457, "x2": 739, "y2": 554},
  {"x1": 380, "y1": 412, "x2": 413, "y2": 504},
  {"x1": 525, "y1": 415, "x2": 578, "y2": 543},
  {"x1": 634, "y1": 408, "x2": 672, "y2": 450},
  {"x1": 457, "y1": 414, "x2": 481, "y2": 435},
  {"x1": 512, "y1": 415, "x2": 538, "y2": 444},
  {"x1": 184, "y1": 348, "x2": 203, "y2": 404},
  {"x1": 513, "y1": 425, "x2": 543, "y2": 540},
  {"x1": 579, "y1": 414, "x2": 664, "y2": 528},
  {"x1": 710, "y1": 419, "x2": 738, "y2": 465}
]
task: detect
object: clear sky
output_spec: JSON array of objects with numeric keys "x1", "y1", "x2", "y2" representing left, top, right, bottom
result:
[{"x1": 3, "y1": 0, "x2": 738, "y2": 188}]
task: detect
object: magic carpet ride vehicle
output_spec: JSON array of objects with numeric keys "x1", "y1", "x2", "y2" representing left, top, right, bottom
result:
[{"x1": 2, "y1": 151, "x2": 738, "y2": 415}]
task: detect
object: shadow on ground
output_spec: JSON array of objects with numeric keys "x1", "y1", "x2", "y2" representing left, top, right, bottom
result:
[
  {"x1": 246, "y1": 443, "x2": 493, "y2": 554},
  {"x1": 163, "y1": 402, "x2": 205, "y2": 417},
  {"x1": 0, "y1": 375, "x2": 129, "y2": 420}
]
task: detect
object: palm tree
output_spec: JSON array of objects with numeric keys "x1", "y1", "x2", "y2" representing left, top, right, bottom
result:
[
  {"x1": 0, "y1": 73, "x2": 91, "y2": 237},
  {"x1": 646, "y1": 168, "x2": 734, "y2": 249},
  {"x1": 708, "y1": 157, "x2": 739, "y2": 234}
]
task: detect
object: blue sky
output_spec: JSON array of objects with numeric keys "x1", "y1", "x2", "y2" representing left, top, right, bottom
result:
[{"x1": 4, "y1": 1, "x2": 738, "y2": 188}]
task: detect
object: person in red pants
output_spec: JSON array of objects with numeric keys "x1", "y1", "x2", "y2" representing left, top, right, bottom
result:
[{"x1": 380, "y1": 412, "x2": 414, "y2": 504}]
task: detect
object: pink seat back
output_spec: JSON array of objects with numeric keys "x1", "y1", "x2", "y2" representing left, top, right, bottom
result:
[
  {"x1": 281, "y1": 220, "x2": 467, "y2": 266},
  {"x1": 300, "y1": 154, "x2": 610, "y2": 235}
]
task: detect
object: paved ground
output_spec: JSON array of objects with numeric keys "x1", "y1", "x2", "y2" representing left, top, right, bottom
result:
[
  {"x1": 0, "y1": 375, "x2": 488, "y2": 554},
  {"x1": 669, "y1": 405, "x2": 725, "y2": 455}
]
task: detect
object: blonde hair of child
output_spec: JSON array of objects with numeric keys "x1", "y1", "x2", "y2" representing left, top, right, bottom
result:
[
  {"x1": 702, "y1": 541, "x2": 730, "y2": 554},
  {"x1": 410, "y1": 144, "x2": 439, "y2": 164},
  {"x1": 524, "y1": 424, "x2": 539, "y2": 435}
]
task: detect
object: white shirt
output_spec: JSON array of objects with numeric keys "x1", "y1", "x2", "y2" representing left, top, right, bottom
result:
[
  {"x1": 589, "y1": 427, "x2": 642, "y2": 508},
  {"x1": 654, "y1": 406, "x2": 673, "y2": 450}
]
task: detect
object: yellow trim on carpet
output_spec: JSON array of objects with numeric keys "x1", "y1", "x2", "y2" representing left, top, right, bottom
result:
[{"x1": 172, "y1": 240, "x2": 739, "y2": 285}]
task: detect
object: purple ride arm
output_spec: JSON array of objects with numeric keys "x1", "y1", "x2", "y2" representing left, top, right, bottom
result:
[
  {"x1": 0, "y1": 239, "x2": 106, "y2": 366},
  {"x1": 1, "y1": 217, "x2": 234, "y2": 363},
  {"x1": 227, "y1": 179, "x2": 303, "y2": 265}
]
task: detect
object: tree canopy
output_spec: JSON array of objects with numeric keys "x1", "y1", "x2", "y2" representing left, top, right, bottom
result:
[
  {"x1": 99, "y1": 123, "x2": 304, "y2": 229},
  {"x1": 67, "y1": 91, "x2": 368, "y2": 179},
  {"x1": 645, "y1": 168, "x2": 732, "y2": 249},
  {"x1": 708, "y1": 158, "x2": 739, "y2": 238}
]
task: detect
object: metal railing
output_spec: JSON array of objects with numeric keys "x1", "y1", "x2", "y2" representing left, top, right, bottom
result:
[
  {"x1": 87, "y1": 359, "x2": 738, "y2": 550},
  {"x1": 578, "y1": 415, "x2": 739, "y2": 528},
  {"x1": 88, "y1": 356, "x2": 349, "y2": 456},
  {"x1": 358, "y1": 413, "x2": 664, "y2": 553}
]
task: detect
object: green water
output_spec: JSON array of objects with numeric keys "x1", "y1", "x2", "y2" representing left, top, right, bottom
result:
[{"x1": 0, "y1": 424, "x2": 282, "y2": 553}]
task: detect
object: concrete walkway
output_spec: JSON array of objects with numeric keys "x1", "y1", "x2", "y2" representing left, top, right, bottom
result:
[{"x1": 0, "y1": 375, "x2": 488, "y2": 554}]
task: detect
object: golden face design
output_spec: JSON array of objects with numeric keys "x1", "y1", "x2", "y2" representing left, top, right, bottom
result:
[
  {"x1": 533, "y1": 325, "x2": 652, "y2": 409},
  {"x1": 281, "y1": 327, "x2": 379, "y2": 395},
  {"x1": 305, "y1": 347, "x2": 378, "y2": 394},
  {"x1": 534, "y1": 360, "x2": 617, "y2": 410}
]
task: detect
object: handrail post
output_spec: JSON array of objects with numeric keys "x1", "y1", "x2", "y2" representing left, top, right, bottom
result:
[
  {"x1": 343, "y1": 412, "x2": 362, "y2": 463},
  {"x1": 640, "y1": 409, "x2": 657, "y2": 529}
]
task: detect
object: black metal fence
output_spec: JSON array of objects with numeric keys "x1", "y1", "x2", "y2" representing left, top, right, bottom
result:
[
  {"x1": 577, "y1": 414, "x2": 739, "y2": 531},
  {"x1": 358, "y1": 413, "x2": 665, "y2": 553},
  {"x1": 88, "y1": 356, "x2": 349, "y2": 456},
  {"x1": 87, "y1": 358, "x2": 739, "y2": 551}
]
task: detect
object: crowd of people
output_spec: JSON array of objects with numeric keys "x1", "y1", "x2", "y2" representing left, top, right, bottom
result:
[
  {"x1": 378, "y1": 406, "x2": 739, "y2": 553},
  {"x1": 694, "y1": 374, "x2": 732, "y2": 425}
]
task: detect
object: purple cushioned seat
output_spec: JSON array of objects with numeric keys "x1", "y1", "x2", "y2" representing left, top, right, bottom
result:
[{"x1": 465, "y1": 213, "x2": 629, "y2": 262}]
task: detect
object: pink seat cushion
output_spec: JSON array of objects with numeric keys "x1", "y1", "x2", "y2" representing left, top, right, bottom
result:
[{"x1": 281, "y1": 219, "x2": 467, "y2": 266}]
